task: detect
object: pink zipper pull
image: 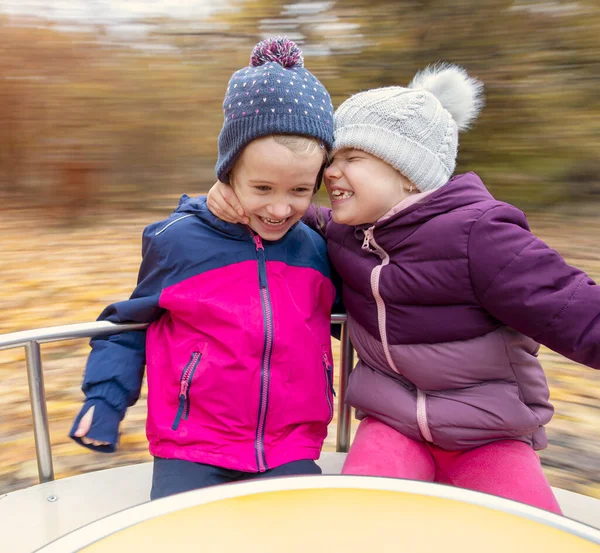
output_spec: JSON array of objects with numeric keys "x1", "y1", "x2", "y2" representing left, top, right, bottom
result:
[
  {"x1": 253, "y1": 233, "x2": 264, "y2": 251},
  {"x1": 361, "y1": 227, "x2": 374, "y2": 251}
]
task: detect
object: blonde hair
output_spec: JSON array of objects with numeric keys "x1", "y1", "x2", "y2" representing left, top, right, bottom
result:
[{"x1": 271, "y1": 134, "x2": 325, "y2": 159}]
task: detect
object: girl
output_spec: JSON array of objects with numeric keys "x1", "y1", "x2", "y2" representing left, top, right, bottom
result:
[
  {"x1": 70, "y1": 37, "x2": 337, "y2": 500},
  {"x1": 207, "y1": 63, "x2": 600, "y2": 514}
]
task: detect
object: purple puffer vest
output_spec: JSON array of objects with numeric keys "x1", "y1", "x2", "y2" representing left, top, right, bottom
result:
[{"x1": 311, "y1": 172, "x2": 600, "y2": 451}]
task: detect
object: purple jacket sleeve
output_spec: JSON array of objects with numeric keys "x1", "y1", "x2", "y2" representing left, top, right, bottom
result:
[
  {"x1": 302, "y1": 203, "x2": 333, "y2": 240},
  {"x1": 468, "y1": 204, "x2": 600, "y2": 369},
  {"x1": 302, "y1": 203, "x2": 345, "y2": 334}
]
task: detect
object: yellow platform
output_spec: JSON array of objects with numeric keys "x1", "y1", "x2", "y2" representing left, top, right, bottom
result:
[{"x1": 38, "y1": 476, "x2": 600, "y2": 553}]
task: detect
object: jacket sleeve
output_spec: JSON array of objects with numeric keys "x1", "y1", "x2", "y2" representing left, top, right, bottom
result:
[
  {"x1": 302, "y1": 204, "x2": 333, "y2": 240},
  {"x1": 468, "y1": 204, "x2": 600, "y2": 369},
  {"x1": 302, "y1": 205, "x2": 344, "y2": 336},
  {"x1": 330, "y1": 263, "x2": 346, "y2": 340},
  {"x1": 81, "y1": 225, "x2": 167, "y2": 414}
]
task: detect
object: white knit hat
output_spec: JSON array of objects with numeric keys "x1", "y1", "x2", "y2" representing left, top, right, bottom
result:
[{"x1": 333, "y1": 63, "x2": 485, "y2": 192}]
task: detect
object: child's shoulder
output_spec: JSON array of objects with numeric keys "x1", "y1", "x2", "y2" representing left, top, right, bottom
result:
[
  {"x1": 468, "y1": 199, "x2": 529, "y2": 230},
  {"x1": 456, "y1": 173, "x2": 527, "y2": 218},
  {"x1": 293, "y1": 219, "x2": 329, "y2": 251},
  {"x1": 145, "y1": 211, "x2": 198, "y2": 241},
  {"x1": 142, "y1": 195, "x2": 228, "y2": 244}
]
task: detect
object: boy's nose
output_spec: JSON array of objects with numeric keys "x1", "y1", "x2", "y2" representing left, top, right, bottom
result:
[{"x1": 266, "y1": 203, "x2": 292, "y2": 220}]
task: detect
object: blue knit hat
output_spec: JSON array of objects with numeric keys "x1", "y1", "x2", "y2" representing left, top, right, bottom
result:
[{"x1": 216, "y1": 37, "x2": 334, "y2": 183}]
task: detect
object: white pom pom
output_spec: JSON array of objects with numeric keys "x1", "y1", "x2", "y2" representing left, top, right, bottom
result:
[{"x1": 408, "y1": 63, "x2": 484, "y2": 131}]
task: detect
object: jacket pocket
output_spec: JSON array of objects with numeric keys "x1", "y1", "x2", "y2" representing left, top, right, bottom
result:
[
  {"x1": 172, "y1": 346, "x2": 205, "y2": 431},
  {"x1": 322, "y1": 347, "x2": 336, "y2": 424}
]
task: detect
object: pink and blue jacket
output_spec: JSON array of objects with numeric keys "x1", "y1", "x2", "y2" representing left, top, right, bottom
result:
[{"x1": 70, "y1": 195, "x2": 337, "y2": 472}]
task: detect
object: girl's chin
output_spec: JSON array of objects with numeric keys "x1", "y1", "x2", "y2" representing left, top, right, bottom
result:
[
  {"x1": 330, "y1": 207, "x2": 372, "y2": 226},
  {"x1": 330, "y1": 205, "x2": 355, "y2": 225}
]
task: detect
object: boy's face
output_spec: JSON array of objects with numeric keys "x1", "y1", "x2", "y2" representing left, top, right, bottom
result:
[
  {"x1": 324, "y1": 148, "x2": 412, "y2": 226},
  {"x1": 232, "y1": 137, "x2": 323, "y2": 241}
]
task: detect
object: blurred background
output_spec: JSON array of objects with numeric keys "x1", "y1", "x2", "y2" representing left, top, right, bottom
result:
[{"x1": 0, "y1": 0, "x2": 599, "y2": 497}]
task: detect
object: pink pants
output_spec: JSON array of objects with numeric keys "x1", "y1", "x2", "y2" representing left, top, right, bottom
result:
[{"x1": 342, "y1": 417, "x2": 562, "y2": 514}]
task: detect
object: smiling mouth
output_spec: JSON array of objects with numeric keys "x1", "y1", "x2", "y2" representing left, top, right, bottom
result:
[
  {"x1": 330, "y1": 189, "x2": 354, "y2": 200},
  {"x1": 259, "y1": 216, "x2": 290, "y2": 227}
]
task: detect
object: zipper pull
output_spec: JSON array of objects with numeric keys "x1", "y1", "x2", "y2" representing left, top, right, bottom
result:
[
  {"x1": 172, "y1": 380, "x2": 189, "y2": 430},
  {"x1": 323, "y1": 354, "x2": 337, "y2": 397},
  {"x1": 172, "y1": 394, "x2": 186, "y2": 430},
  {"x1": 253, "y1": 233, "x2": 264, "y2": 251},
  {"x1": 362, "y1": 226, "x2": 386, "y2": 259},
  {"x1": 361, "y1": 228, "x2": 371, "y2": 250},
  {"x1": 361, "y1": 227, "x2": 376, "y2": 253},
  {"x1": 179, "y1": 379, "x2": 190, "y2": 398},
  {"x1": 252, "y1": 232, "x2": 268, "y2": 288}
]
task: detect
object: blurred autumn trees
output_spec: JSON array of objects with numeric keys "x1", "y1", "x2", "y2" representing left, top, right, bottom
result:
[{"x1": 1, "y1": 0, "x2": 599, "y2": 217}]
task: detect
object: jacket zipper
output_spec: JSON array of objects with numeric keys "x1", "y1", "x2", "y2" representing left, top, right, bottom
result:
[
  {"x1": 172, "y1": 351, "x2": 202, "y2": 431},
  {"x1": 363, "y1": 227, "x2": 433, "y2": 443},
  {"x1": 252, "y1": 232, "x2": 273, "y2": 472},
  {"x1": 416, "y1": 389, "x2": 433, "y2": 442},
  {"x1": 322, "y1": 353, "x2": 336, "y2": 423}
]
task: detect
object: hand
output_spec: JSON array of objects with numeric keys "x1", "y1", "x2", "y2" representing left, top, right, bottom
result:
[
  {"x1": 207, "y1": 180, "x2": 249, "y2": 225},
  {"x1": 73, "y1": 405, "x2": 110, "y2": 447}
]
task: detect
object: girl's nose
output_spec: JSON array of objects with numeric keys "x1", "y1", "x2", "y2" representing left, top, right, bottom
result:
[{"x1": 324, "y1": 162, "x2": 341, "y2": 181}]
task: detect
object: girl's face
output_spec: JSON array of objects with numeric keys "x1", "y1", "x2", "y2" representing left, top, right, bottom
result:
[
  {"x1": 232, "y1": 137, "x2": 324, "y2": 241},
  {"x1": 324, "y1": 148, "x2": 413, "y2": 226}
]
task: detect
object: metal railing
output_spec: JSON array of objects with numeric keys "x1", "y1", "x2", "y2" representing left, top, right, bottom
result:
[{"x1": 0, "y1": 315, "x2": 354, "y2": 484}]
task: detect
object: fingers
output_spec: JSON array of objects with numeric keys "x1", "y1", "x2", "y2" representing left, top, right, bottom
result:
[
  {"x1": 75, "y1": 405, "x2": 110, "y2": 447},
  {"x1": 81, "y1": 436, "x2": 110, "y2": 447},
  {"x1": 207, "y1": 181, "x2": 250, "y2": 225},
  {"x1": 74, "y1": 405, "x2": 94, "y2": 437},
  {"x1": 220, "y1": 183, "x2": 247, "y2": 220},
  {"x1": 210, "y1": 195, "x2": 241, "y2": 224},
  {"x1": 207, "y1": 184, "x2": 232, "y2": 222}
]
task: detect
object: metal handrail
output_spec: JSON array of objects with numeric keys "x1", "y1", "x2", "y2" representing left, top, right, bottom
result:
[{"x1": 0, "y1": 314, "x2": 353, "y2": 484}]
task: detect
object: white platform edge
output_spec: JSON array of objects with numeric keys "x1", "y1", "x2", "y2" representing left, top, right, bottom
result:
[{"x1": 1, "y1": 453, "x2": 598, "y2": 553}]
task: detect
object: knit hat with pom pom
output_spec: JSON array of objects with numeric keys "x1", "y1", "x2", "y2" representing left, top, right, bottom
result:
[
  {"x1": 333, "y1": 63, "x2": 485, "y2": 192},
  {"x1": 216, "y1": 37, "x2": 334, "y2": 183}
]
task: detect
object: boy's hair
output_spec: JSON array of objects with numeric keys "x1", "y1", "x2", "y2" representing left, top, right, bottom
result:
[
  {"x1": 333, "y1": 63, "x2": 484, "y2": 193},
  {"x1": 272, "y1": 134, "x2": 324, "y2": 158},
  {"x1": 216, "y1": 37, "x2": 334, "y2": 185}
]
